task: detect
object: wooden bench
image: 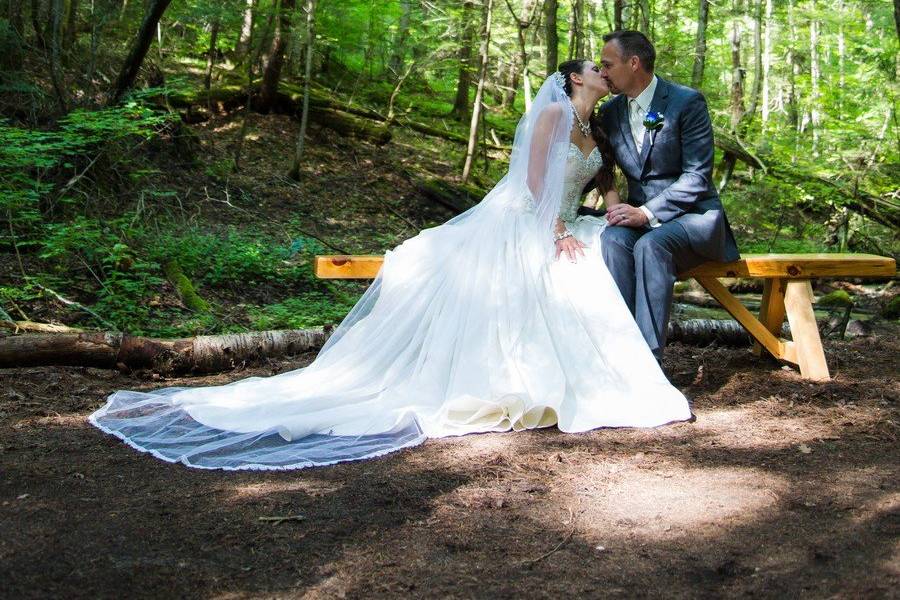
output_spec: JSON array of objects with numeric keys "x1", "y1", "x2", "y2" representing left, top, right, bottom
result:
[{"x1": 315, "y1": 253, "x2": 896, "y2": 382}]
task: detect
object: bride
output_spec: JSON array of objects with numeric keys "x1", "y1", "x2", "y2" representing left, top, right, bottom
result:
[{"x1": 90, "y1": 60, "x2": 692, "y2": 471}]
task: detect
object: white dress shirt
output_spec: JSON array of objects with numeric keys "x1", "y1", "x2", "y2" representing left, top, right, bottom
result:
[{"x1": 628, "y1": 76, "x2": 660, "y2": 227}]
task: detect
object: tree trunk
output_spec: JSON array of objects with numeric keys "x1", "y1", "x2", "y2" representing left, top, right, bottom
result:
[
  {"x1": 7, "y1": 0, "x2": 24, "y2": 38},
  {"x1": 544, "y1": 0, "x2": 557, "y2": 75},
  {"x1": 568, "y1": 0, "x2": 583, "y2": 59},
  {"x1": 203, "y1": 18, "x2": 220, "y2": 103},
  {"x1": 505, "y1": 0, "x2": 539, "y2": 111},
  {"x1": 761, "y1": 0, "x2": 772, "y2": 128},
  {"x1": 288, "y1": 0, "x2": 317, "y2": 178},
  {"x1": 49, "y1": 0, "x2": 68, "y2": 111},
  {"x1": 257, "y1": 0, "x2": 296, "y2": 113},
  {"x1": 63, "y1": 0, "x2": 77, "y2": 48},
  {"x1": 31, "y1": 0, "x2": 46, "y2": 48},
  {"x1": 235, "y1": 0, "x2": 256, "y2": 56},
  {"x1": 894, "y1": 0, "x2": 899, "y2": 45},
  {"x1": 729, "y1": 6, "x2": 744, "y2": 131},
  {"x1": 691, "y1": 0, "x2": 709, "y2": 89},
  {"x1": 786, "y1": 0, "x2": 799, "y2": 139},
  {"x1": 108, "y1": 0, "x2": 173, "y2": 104},
  {"x1": 388, "y1": 0, "x2": 411, "y2": 74},
  {"x1": 837, "y1": 0, "x2": 845, "y2": 118},
  {"x1": 638, "y1": 0, "x2": 650, "y2": 34},
  {"x1": 719, "y1": 4, "x2": 744, "y2": 193},
  {"x1": 450, "y1": 0, "x2": 475, "y2": 121},
  {"x1": 613, "y1": 0, "x2": 624, "y2": 30},
  {"x1": 0, "y1": 329, "x2": 328, "y2": 374},
  {"x1": 462, "y1": 0, "x2": 493, "y2": 183},
  {"x1": 740, "y1": 0, "x2": 762, "y2": 134},
  {"x1": 809, "y1": 5, "x2": 820, "y2": 155}
]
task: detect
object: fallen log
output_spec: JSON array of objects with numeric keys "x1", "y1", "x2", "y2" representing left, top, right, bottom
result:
[
  {"x1": 668, "y1": 318, "x2": 753, "y2": 346},
  {"x1": 0, "y1": 329, "x2": 327, "y2": 375},
  {"x1": 415, "y1": 176, "x2": 488, "y2": 214},
  {"x1": 1, "y1": 317, "x2": 783, "y2": 376},
  {"x1": 0, "y1": 321, "x2": 85, "y2": 334}
]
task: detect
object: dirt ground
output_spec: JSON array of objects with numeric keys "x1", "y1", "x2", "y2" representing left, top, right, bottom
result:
[{"x1": 1, "y1": 335, "x2": 898, "y2": 599}]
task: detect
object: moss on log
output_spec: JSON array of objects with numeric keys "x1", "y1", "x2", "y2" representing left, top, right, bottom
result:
[
  {"x1": 415, "y1": 177, "x2": 488, "y2": 214},
  {"x1": 162, "y1": 259, "x2": 211, "y2": 313}
]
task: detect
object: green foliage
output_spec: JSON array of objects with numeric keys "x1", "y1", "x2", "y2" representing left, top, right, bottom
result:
[{"x1": 248, "y1": 293, "x2": 357, "y2": 330}]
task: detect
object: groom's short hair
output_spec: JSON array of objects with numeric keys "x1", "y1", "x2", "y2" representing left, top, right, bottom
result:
[{"x1": 603, "y1": 31, "x2": 655, "y2": 73}]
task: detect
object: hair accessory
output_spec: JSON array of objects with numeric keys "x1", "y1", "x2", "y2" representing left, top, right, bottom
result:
[{"x1": 551, "y1": 71, "x2": 566, "y2": 91}]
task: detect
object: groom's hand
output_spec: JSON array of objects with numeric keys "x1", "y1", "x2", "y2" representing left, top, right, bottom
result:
[{"x1": 606, "y1": 204, "x2": 649, "y2": 228}]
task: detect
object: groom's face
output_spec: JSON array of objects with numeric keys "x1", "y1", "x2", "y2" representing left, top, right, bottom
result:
[{"x1": 599, "y1": 40, "x2": 636, "y2": 96}]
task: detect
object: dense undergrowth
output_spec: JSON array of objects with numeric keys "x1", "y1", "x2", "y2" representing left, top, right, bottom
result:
[{"x1": 1, "y1": 73, "x2": 897, "y2": 337}]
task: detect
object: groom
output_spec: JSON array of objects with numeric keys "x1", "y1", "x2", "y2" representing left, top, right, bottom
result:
[{"x1": 591, "y1": 31, "x2": 739, "y2": 362}]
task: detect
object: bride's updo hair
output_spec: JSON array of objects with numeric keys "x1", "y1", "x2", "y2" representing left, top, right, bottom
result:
[{"x1": 557, "y1": 59, "x2": 616, "y2": 195}]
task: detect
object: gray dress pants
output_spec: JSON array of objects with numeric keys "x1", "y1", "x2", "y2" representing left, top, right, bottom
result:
[{"x1": 601, "y1": 222, "x2": 705, "y2": 360}]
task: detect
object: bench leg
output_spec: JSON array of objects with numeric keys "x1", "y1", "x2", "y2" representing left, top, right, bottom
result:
[
  {"x1": 783, "y1": 280, "x2": 830, "y2": 381},
  {"x1": 753, "y1": 278, "x2": 787, "y2": 357}
]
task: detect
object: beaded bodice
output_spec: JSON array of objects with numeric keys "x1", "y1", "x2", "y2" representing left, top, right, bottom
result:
[{"x1": 559, "y1": 143, "x2": 602, "y2": 224}]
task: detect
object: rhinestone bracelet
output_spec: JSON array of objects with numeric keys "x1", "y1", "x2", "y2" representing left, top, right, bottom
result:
[{"x1": 554, "y1": 230, "x2": 573, "y2": 242}]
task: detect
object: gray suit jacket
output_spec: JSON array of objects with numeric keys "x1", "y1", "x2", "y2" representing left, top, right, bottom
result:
[{"x1": 593, "y1": 77, "x2": 739, "y2": 262}]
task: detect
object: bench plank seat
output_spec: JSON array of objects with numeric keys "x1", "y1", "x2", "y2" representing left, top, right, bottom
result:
[{"x1": 315, "y1": 253, "x2": 896, "y2": 382}]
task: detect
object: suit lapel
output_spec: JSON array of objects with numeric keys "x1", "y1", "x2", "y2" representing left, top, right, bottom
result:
[
  {"x1": 638, "y1": 78, "x2": 671, "y2": 172},
  {"x1": 615, "y1": 97, "x2": 640, "y2": 172}
]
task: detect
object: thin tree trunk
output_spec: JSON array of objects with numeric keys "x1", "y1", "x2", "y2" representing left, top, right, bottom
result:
[
  {"x1": 235, "y1": 0, "x2": 256, "y2": 56},
  {"x1": 63, "y1": 0, "x2": 77, "y2": 48},
  {"x1": 720, "y1": 2, "x2": 744, "y2": 192},
  {"x1": 505, "y1": 0, "x2": 539, "y2": 110},
  {"x1": 809, "y1": 4, "x2": 820, "y2": 154},
  {"x1": 740, "y1": 0, "x2": 762, "y2": 134},
  {"x1": 691, "y1": 0, "x2": 709, "y2": 89},
  {"x1": 586, "y1": 0, "x2": 596, "y2": 57},
  {"x1": 204, "y1": 18, "x2": 220, "y2": 104},
  {"x1": 108, "y1": 0, "x2": 173, "y2": 104},
  {"x1": 49, "y1": 0, "x2": 68, "y2": 111},
  {"x1": 462, "y1": 0, "x2": 493, "y2": 183},
  {"x1": 837, "y1": 0, "x2": 845, "y2": 118},
  {"x1": 289, "y1": 0, "x2": 317, "y2": 179},
  {"x1": 894, "y1": 0, "x2": 899, "y2": 45},
  {"x1": 761, "y1": 0, "x2": 772, "y2": 128},
  {"x1": 258, "y1": 0, "x2": 296, "y2": 113},
  {"x1": 544, "y1": 0, "x2": 557, "y2": 75},
  {"x1": 450, "y1": 0, "x2": 475, "y2": 121},
  {"x1": 639, "y1": 0, "x2": 650, "y2": 34},
  {"x1": 232, "y1": 0, "x2": 277, "y2": 171},
  {"x1": 31, "y1": 0, "x2": 46, "y2": 48},
  {"x1": 613, "y1": 0, "x2": 623, "y2": 30},
  {"x1": 388, "y1": 0, "x2": 411, "y2": 74}
]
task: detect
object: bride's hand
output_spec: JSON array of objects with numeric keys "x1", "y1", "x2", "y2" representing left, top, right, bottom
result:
[{"x1": 555, "y1": 236, "x2": 588, "y2": 263}]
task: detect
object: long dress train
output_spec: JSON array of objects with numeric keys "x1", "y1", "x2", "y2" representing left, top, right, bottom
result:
[{"x1": 89, "y1": 77, "x2": 692, "y2": 471}]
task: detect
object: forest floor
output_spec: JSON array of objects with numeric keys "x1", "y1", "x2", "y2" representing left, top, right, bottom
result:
[
  {"x1": 1, "y1": 337, "x2": 898, "y2": 598},
  {"x1": 2, "y1": 107, "x2": 898, "y2": 598}
]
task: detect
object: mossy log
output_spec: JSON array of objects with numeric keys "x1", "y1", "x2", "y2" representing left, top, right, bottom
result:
[
  {"x1": 0, "y1": 329, "x2": 328, "y2": 374},
  {"x1": 415, "y1": 176, "x2": 488, "y2": 214},
  {"x1": 162, "y1": 259, "x2": 211, "y2": 313}
]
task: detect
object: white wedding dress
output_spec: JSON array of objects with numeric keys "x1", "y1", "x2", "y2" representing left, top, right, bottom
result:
[{"x1": 90, "y1": 76, "x2": 692, "y2": 470}]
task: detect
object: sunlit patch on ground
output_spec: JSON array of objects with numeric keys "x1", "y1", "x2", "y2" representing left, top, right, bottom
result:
[
  {"x1": 579, "y1": 465, "x2": 786, "y2": 536},
  {"x1": 226, "y1": 479, "x2": 343, "y2": 502}
]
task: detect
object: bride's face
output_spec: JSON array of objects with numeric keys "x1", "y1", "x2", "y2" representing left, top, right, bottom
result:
[{"x1": 572, "y1": 61, "x2": 609, "y2": 98}]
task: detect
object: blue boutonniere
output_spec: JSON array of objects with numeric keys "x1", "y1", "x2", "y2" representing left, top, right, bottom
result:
[
  {"x1": 643, "y1": 111, "x2": 664, "y2": 149},
  {"x1": 643, "y1": 111, "x2": 665, "y2": 131}
]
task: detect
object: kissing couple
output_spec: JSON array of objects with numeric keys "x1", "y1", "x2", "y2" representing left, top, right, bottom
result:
[{"x1": 91, "y1": 31, "x2": 739, "y2": 471}]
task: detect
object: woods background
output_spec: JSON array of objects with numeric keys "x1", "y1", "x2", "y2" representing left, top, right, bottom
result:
[{"x1": 1, "y1": 0, "x2": 898, "y2": 338}]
